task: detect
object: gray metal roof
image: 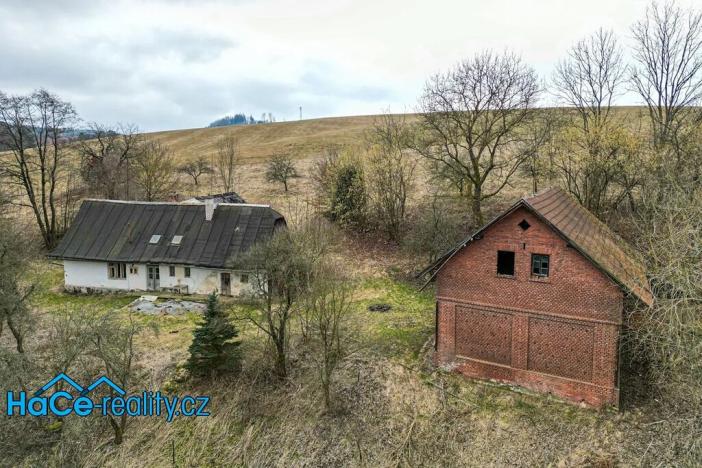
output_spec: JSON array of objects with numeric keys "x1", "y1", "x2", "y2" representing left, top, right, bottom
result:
[{"x1": 48, "y1": 199, "x2": 286, "y2": 268}]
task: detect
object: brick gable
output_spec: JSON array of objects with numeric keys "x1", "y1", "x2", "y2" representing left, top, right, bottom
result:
[{"x1": 434, "y1": 207, "x2": 623, "y2": 407}]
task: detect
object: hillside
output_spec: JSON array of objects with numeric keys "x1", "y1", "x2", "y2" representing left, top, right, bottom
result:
[
  {"x1": 146, "y1": 114, "x2": 398, "y2": 164},
  {"x1": 145, "y1": 114, "x2": 419, "y2": 210}
]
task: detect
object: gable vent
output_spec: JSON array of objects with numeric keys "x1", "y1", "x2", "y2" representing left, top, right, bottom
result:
[{"x1": 518, "y1": 219, "x2": 531, "y2": 231}]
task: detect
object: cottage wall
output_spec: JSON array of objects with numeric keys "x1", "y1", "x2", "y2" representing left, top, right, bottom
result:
[
  {"x1": 64, "y1": 260, "x2": 147, "y2": 291},
  {"x1": 63, "y1": 260, "x2": 255, "y2": 296},
  {"x1": 435, "y1": 207, "x2": 623, "y2": 407}
]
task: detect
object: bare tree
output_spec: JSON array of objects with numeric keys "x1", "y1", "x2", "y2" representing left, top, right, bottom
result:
[
  {"x1": 77, "y1": 123, "x2": 141, "y2": 199},
  {"x1": 414, "y1": 51, "x2": 540, "y2": 224},
  {"x1": 0, "y1": 89, "x2": 77, "y2": 249},
  {"x1": 553, "y1": 28, "x2": 625, "y2": 140},
  {"x1": 133, "y1": 141, "x2": 176, "y2": 201},
  {"x1": 213, "y1": 135, "x2": 239, "y2": 192},
  {"x1": 179, "y1": 156, "x2": 212, "y2": 187},
  {"x1": 405, "y1": 193, "x2": 465, "y2": 264},
  {"x1": 631, "y1": 1, "x2": 702, "y2": 148},
  {"x1": 551, "y1": 29, "x2": 636, "y2": 215},
  {"x1": 365, "y1": 113, "x2": 416, "y2": 241},
  {"x1": 304, "y1": 262, "x2": 351, "y2": 412},
  {"x1": 0, "y1": 219, "x2": 34, "y2": 354},
  {"x1": 519, "y1": 110, "x2": 562, "y2": 193},
  {"x1": 91, "y1": 310, "x2": 142, "y2": 445},
  {"x1": 265, "y1": 153, "x2": 299, "y2": 192},
  {"x1": 246, "y1": 219, "x2": 330, "y2": 379}
]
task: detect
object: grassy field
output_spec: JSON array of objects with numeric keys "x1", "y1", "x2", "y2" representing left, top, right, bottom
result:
[
  {"x1": 3, "y1": 108, "x2": 691, "y2": 466},
  {"x1": 144, "y1": 115, "x2": 389, "y2": 215},
  {"x1": 147, "y1": 115, "x2": 401, "y2": 164},
  {"x1": 16, "y1": 260, "x2": 654, "y2": 467}
]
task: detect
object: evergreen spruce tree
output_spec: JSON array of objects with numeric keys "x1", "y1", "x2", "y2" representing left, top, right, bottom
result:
[{"x1": 186, "y1": 292, "x2": 241, "y2": 378}]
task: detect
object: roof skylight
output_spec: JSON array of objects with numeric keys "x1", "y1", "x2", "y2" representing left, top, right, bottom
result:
[
  {"x1": 171, "y1": 235, "x2": 183, "y2": 245},
  {"x1": 149, "y1": 234, "x2": 162, "y2": 244}
]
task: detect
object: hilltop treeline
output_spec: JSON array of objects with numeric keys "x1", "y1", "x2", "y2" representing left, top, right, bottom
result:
[{"x1": 208, "y1": 112, "x2": 277, "y2": 128}]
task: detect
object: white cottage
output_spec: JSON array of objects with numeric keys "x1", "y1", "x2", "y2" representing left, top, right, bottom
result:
[{"x1": 48, "y1": 198, "x2": 286, "y2": 296}]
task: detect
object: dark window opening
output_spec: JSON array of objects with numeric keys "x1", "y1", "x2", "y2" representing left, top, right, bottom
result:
[
  {"x1": 108, "y1": 262, "x2": 127, "y2": 279},
  {"x1": 169, "y1": 265, "x2": 176, "y2": 277},
  {"x1": 240, "y1": 274, "x2": 249, "y2": 284},
  {"x1": 497, "y1": 251, "x2": 515, "y2": 276},
  {"x1": 518, "y1": 219, "x2": 531, "y2": 230},
  {"x1": 531, "y1": 254, "x2": 550, "y2": 276},
  {"x1": 184, "y1": 267, "x2": 191, "y2": 278}
]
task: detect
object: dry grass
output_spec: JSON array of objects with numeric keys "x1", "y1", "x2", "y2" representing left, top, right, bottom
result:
[
  {"x1": 4, "y1": 262, "x2": 675, "y2": 468},
  {"x1": 147, "y1": 115, "x2": 412, "y2": 165},
  {"x1": 4, "y1": 108, "x2": 698, "y2": 466}
]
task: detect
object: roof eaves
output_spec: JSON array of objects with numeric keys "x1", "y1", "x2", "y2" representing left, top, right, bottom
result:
[{"x1": 522, "y1": 197, "x2": 654, "y2": 306}]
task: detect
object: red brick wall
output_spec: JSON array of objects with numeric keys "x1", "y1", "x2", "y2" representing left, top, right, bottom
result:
[{"x1": 434, "y1": 207, "x2": 623, "y2": 407}]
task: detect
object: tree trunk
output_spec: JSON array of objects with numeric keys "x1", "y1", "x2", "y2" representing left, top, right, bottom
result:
[
  {"x1": 274, "y1": 339, "x2": 287, "y2": 379},
  {"x1": 6, "y1": 316, "x2": 24, "y2": 354},
  {"x1": 108, "y1": 415, "x2": 124, "y2": 445},
  {"x1": 472, "y1": 185, "x2": 483, "y2": 226}
]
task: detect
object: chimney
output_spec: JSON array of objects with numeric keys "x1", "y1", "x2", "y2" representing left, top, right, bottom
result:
[{"x1": 205, "y1": 198, "x2": 217, "y2": 221}]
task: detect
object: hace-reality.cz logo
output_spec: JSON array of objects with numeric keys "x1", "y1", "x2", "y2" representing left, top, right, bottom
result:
[{"x1": 5, "y1": 373, "x2": 210, "y2": 422}]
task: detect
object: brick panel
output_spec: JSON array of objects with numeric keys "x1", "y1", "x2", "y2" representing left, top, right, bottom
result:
[
  {"x1": 527, "y1": 317, "x2": 594, "y2": 382},
  {"x1": 455, "y1": 306, "x2": 512, "y2": 365}
]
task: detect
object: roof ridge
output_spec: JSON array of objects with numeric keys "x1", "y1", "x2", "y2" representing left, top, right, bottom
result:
[{"x1": 83, "y1": 199, "x2": 275, "y2": 209}]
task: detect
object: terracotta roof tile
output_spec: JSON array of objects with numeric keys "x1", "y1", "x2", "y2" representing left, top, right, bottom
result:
[
  {"x1": 422, "y1": 187, "x2": 653, "y2": 306},
  {"x1": 525, "y1": 187, "x2": 653, "y2": 305}
]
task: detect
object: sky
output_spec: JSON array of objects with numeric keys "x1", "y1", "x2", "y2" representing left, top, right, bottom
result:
[{"x1": 0, "y1": 0, "x2": 698, "y2": 132}]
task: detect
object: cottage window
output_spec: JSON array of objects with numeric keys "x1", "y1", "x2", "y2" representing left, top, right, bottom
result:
[
  {"x1": 108, "y1": 262, "x2": 127, "y2": 279},
  {"x1": 531, "y1": 254, "x2": 550, "y2": 277},
  {"x1": 496, "y1": 251, "x2": 515, "y2": 276},
  {"x1": 184, "y1": 267, "x2": 191, "y2": 278},
  {"x1": 169, "y1": 265, "x2": 176, "y2": 277},
  {"x1": 240, "y1": 274, "x2": 249, "y2": 284}
]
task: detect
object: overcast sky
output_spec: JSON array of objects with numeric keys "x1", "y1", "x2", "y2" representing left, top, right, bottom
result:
[{"x1": 0, "y1": 0, "x2": 698, "y2": 131}]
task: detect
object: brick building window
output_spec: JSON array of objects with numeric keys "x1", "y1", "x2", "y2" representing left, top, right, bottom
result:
[
  {"x1": 531, "y1": 254, "x2": 550, "y2": 276},
  {"x1": 496, "y1": 251, "x2": 515, "y2": 276}
]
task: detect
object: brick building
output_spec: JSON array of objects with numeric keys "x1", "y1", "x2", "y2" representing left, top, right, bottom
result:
[{"x1": 424, "y1": 188, "x2": 653, "y2": 407}]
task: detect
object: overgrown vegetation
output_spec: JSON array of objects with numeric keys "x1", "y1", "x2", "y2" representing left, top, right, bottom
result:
[{"x1": 1, "y1": 0, "x2": 702, "y2": 465}]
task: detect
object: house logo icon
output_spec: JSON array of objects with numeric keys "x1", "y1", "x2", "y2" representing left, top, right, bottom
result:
[
  {"x1": 34, "y1": 372, "x2": 84, "y2": 396},
  {"x1": 34, "y1": 373, "x2": 126, "y2": 397}
]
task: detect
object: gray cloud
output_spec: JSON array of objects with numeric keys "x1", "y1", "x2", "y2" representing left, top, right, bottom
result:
[{"x1": 0, "y1": 0, "x2": 399, "y2": 130}]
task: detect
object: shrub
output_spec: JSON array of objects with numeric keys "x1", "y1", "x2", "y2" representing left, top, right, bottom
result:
[
  {"x1": 186, "y1": 293, "x2": 241, "y2": 378},
  {"x1": 330, "y1": 164, "x2": 367, "y2": 227},
  {"x1": 403, "y1": 195, "x2": 466, "y2": 264}
]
